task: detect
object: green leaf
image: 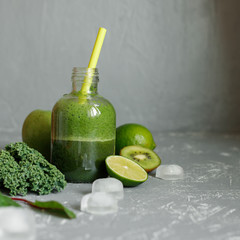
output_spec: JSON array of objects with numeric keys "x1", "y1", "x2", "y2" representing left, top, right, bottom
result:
[
  {"x1": 11, "y1": 197, "x2": 76, "y2": 219},
  {"x1": 31, "y1": 200, "x2": 76, "y2": 219},
  {"x1": 0, "y1": 192, "x2": 21, "y2": 207}
]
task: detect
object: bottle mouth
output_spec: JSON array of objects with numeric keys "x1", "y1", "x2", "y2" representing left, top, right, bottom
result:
[{"x1": 71, "y1": 67, "x2": 99, "y2": 82}]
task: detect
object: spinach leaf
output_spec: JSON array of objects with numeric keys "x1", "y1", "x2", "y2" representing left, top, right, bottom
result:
[
  {"x1": 0, "y1": 192, "x2": 21, "y2": 207},
  {"x1": 0, "y1": 192, "x2": 76, "y2": 219},
  {"x1": 11, "y1": 198, "x2": 76, "y2": 219}
]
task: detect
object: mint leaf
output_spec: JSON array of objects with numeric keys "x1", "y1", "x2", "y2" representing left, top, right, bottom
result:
[{"x1": 0, "y1": 192, "x2": 21, "y2": 207}]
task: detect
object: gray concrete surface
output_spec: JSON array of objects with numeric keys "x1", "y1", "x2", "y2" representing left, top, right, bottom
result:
[
  {"x1": 0, "y1": 0, "x2": 240, "y2": 134},
  {"x1": 1, "y1": 132, "x2": 240, "y2": 240}
]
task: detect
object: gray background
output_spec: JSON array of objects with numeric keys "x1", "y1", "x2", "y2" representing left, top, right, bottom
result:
[{"x1": 0, "y1": 0, "x2": 239, "y2": 136}]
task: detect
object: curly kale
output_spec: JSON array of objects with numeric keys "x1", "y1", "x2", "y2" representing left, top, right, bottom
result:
[{"x1": 0, "y1": 142, "x2": 67, "y2": 196}]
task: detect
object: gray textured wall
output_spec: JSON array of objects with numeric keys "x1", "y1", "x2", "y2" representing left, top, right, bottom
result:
[{"x1": 0, "y1": 0, "x2": 239, "y2": 136}]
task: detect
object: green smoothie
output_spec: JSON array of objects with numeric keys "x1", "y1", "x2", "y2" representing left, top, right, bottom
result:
[
  {"x1": 52, "y1": 139, "x2": 114, "y2": 182},
  {"x1": 51, "y1": 75, "x2": 116, "y2": 182}
]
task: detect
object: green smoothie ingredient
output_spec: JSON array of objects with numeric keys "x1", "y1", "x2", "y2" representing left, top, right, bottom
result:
[
  {"x1": 105, "y1": 155, "x2": 148, "y2": 187},
  {"x1": 0, "y1": 192, "x2": 21, "y2": 207},
  {"x1": 11, "y1": 197, "x2": 76, "y2": 219},
  {"x1": 116, "y1": 123, "x2": 156, "y2": 154},
  {"x1": 120, "y1": 145, "x2": 161, "y2": 172},
  {"x1": 0, "y1": 142, "x2": 66, "y2": 196},
  {"x1": 0, "y1": 193, "x2": 76, "y2": 219},
  {"x1": 22, "y1": 109, "x2": 51, "y2": 160}
]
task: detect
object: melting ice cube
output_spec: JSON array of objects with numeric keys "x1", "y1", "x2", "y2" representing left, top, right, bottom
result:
[
  {"x1": 0, "y1": 207, "x2": 35, "y2": 240},
  {"x1": 81, "y1": 192, "x2": 118, "y2": 215},
  {"x1": 156, "y1": 164, "x2": 184, "y2": 180},
  {"x1": 92, "y1": 177, "x2": 124, "y2": 200}
]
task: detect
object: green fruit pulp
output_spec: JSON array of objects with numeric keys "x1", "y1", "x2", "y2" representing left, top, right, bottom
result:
[
  {"x1": 120, "y1": 145, "x2": 161, "y2": 172},
  {"x1": 105, "y1": 156, "x2": 148, "y2": 187}
]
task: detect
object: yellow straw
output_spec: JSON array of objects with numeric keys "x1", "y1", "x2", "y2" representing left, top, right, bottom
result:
[{"x1": 79, "y1": 27, "x2": 107, "y2": 99}]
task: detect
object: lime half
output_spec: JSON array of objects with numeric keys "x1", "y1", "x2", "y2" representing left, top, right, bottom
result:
[{"x1": 105, "y1": 156, "x2": 148, "y2": 187}]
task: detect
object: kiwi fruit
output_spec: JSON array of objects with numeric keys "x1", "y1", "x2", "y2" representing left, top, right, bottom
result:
[{"x1": 120, "y1": 145, "x2": 161, "y2": 172}]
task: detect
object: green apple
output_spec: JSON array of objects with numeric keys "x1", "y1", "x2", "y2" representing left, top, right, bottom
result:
[{"x1": 22, "y1": 109, "x2": 51, "y2": 160}]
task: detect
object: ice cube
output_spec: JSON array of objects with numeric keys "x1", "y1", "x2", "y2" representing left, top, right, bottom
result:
[
  {"x1": 81, "y1": 192, "x2": 118, "y2": 215},
  {"x1": 92, "y1": 177, "x2": 124, "y2": 200},
  {"x1": 156, "y1": 164, "x2": 184, "y2": 180},
  {"x1": 0, "y1": 207, "x2": 35, "y2": 240},
  {"x1": 80, "y1": 193, "x2": 91, "y2": 212}
]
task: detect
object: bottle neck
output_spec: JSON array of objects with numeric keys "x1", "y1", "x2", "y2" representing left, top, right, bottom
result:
[{"x1": 71, "y1": 67, "x2": 99, "y2": 94}]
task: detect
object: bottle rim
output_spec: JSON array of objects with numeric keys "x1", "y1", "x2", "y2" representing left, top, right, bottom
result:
[{"x1": 71, "y1": 67, "x2": 98, "y2": 80}]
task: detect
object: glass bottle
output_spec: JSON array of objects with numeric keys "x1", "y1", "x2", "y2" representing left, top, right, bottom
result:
[{"x1": 51, "y1": 67, "x2": 116, "y2": 183}]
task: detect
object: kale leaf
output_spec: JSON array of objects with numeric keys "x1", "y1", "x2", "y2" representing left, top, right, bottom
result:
[{"x1": 0, "y1": 142, "x2": 67, "y2": 196}]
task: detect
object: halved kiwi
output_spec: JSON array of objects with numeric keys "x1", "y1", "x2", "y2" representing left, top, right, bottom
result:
[{"x1": 120, "y1": 145, "x2": 161, "y2": 172}]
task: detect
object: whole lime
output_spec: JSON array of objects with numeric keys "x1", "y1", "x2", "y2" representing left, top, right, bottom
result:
[
  {"x1": 22, "y1": 110, "x2": 51, "y2": 160},
  {"x1": 116, "y1": 123, "x2": 156, "y2": 154}
]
